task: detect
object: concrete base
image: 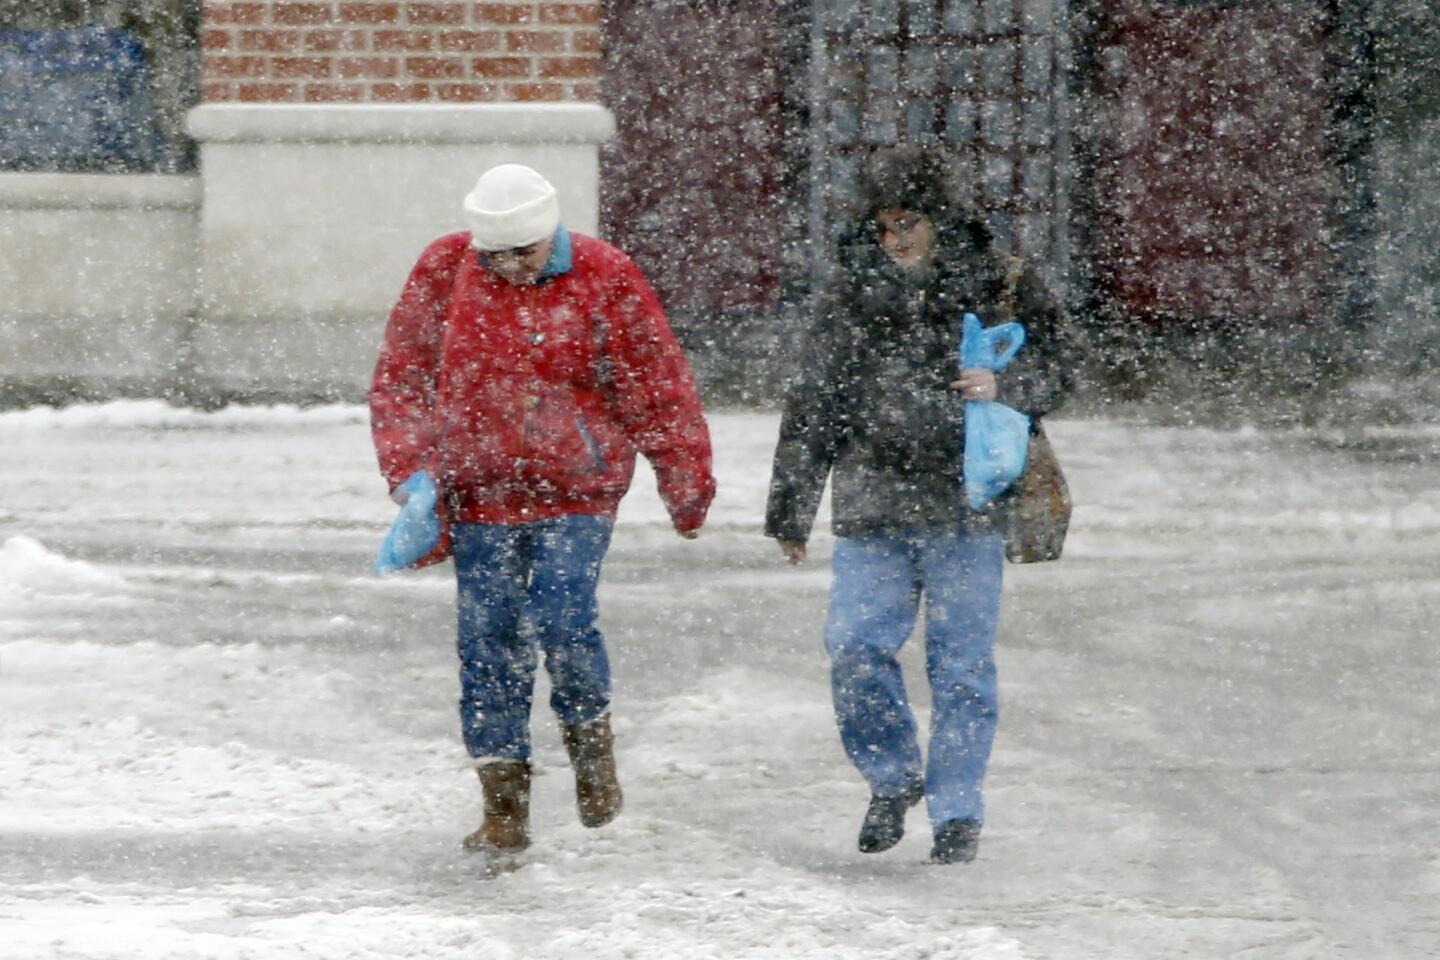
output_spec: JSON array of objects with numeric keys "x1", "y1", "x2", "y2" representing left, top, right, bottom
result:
[
  {"x1": 0, "y1": 174, "x2": 199, "y2": 389},
  {"x1": 187, "y1": 312, "x2": 386, "y2": 403},
  {"x1": 186, "y1": 103, "x2": 615, "y2": 399}
]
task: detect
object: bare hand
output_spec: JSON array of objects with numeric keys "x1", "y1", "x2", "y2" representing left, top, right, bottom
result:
[
  {"x1": 778, "y1": 540, "x2": 806, "y2": 565},
  {"x1": 950, "y1": 367, "x2": 998, "y2": 402}
]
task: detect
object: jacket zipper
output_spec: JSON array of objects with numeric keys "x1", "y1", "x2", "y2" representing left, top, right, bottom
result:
[{"x1": 518, "y1": 286, "x2": 539, "y2": 468}]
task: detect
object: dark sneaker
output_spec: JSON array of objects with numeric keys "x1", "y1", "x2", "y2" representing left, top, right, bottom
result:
[
  {"x1": 929, "y1": 818, "x2": 981, "y2": 864},
  {"x1": 857, "y1": 781, "x2": 925, "y2": 853}
]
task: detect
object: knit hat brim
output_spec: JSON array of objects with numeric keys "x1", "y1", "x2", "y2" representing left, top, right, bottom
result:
[{"x1": 463, "y1": 165, "x2": 561, "y2": 251}]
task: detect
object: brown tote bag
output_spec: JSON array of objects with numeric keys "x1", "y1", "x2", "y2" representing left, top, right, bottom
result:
[
  {"x1": 994, "y1": 256, "x2": 1071, "y2": 563},
  {"x1": 1005, "y1": 421, "x2": 1071, "y2": 563}
]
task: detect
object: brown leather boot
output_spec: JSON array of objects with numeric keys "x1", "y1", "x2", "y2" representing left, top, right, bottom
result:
[
  {"x1": 561, "y1": 714, "x2": 623, "y2": 828},
  {"x1": 462, "y1": 759, "x2": 531, "y2": 853}
]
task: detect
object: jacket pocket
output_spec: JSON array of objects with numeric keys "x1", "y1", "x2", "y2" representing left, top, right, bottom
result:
[{"x1": 574, "y1": 417, "x2": 608, "y2": 473}]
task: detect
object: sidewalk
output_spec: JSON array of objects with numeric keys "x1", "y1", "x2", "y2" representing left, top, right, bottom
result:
[{"x1": 2, "y1": 403, "x2": 1437, "y2": 959}]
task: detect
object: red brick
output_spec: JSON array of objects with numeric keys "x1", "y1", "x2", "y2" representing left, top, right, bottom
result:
[
  {"x1": 571, "y1": 81, "x2": 599, "y2": 100},
  {"x1": 201, "y1": 29, "x2": 233, "y2": 51},
  {"x1": 570, "y1": 31, "x2": 599, "y2": 54},
  {"x1": 273, "y1": 56, "x2": 333, "y2": 79},
  {"x1": 204, "y1": 55, "x2": 267, "y2": 78},
  {"x1": 272, "y1": 4, "x2": 333, "y2": 26},
  {"x1": 374, "y1": 30, "x2": 434, "y2": 50},
  {"x1": 473, "y1": 3, "x2": 535, "y2": 25},
  {"x1": 440, "y1": 29, "x2": 502, "y2": 52},
  {"x1": 371, "y1": 82, "x2": 435, "y2": 101},
  {"x1": 337, "y1": 56, "x2": 400, "y2": 79},
  {"x1": 471, "y1": 56, "x2": 530, "y2": 78},
  {"x1": 238, "y1": 29, "x2": 302, "y2": 52},
  {"x1": 202, "y1": 81, "x2": 237, "y2": 101},
  {"x1": 304, "y1": 29, "x2": 370, "y2": 51},
  {"x1": 238, "y1": 82, "x2": 302, "y2": 101},
  {"x1": 304, "y1": 82, "x2": 368, "y2": 102},
  {"x1": 436, "y1": 81, "x2": 501, "y2": 101},
  {"x1": 405, "y1": 56, "x2": 466, "y2": 79},
  {"x1": 503, "y1": 81, "x2": 564, "y2": 101},
  {"x1": 206, "y1": 3, "x2": 266, "y2": 25},
  {"x1": 338, "y1": 3, "x2": 400, "y2": 23},
  {"x1": 537, "y1": 55, "x2": 599, "y2": 79},
  {"x1": 538, "y1": 3, "x2": 599, "y2": 26},
  {"x1": 410, "y1": 3, "x2": 466, "y2": 24},
  {"x1": 507, "y1": 30, "x2": 565, "y2": 53}
]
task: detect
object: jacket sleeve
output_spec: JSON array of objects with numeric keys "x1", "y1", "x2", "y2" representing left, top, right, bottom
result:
[
  {"x1": 995, "y1": 264, "x2": 1074, "y2": 419},
  {"x1": 368, "y1": 239, "x2": 461, "y2": 491},
  {"x1": 764, "y1": 301, "x2": 846, "y2": 544},
  {"x1": 601, "y1": 257, "x2": 717, "y2": 535}
]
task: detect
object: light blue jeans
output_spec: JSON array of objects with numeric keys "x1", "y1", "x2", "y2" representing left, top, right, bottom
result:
[
  {"x1": 451, "y1": 515, "x2": 614, "y2": 761},
  {"x1": 824, "y1": 526, "x2": 1004, "y2": 828}
]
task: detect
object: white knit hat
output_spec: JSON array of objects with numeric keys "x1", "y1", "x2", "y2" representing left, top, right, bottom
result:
[{"x1": 462, "y1": 163, "x2": 560, "y2": 251}]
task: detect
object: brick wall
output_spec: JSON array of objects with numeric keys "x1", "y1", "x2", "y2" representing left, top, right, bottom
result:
[{"x1": 201, "y1": 2, "x2": 600, "y2": 103}]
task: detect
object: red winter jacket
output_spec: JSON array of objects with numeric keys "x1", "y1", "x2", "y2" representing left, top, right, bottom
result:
[{"x1": 370, "y1": 231, "x2": 715, "y2": 534}]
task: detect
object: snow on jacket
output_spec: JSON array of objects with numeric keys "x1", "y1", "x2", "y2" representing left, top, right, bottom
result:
[
  {"x1": 370, "y1": 230, "x2": 716, "y2": 534},
  {"x1": 765, "y1": 215, "x2": 1070, "y2": 543}
]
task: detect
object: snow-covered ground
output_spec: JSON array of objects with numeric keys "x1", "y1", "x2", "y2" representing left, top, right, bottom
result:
[{"x1": 2, "y1": 402, "x2": 1438, "y2": 959}]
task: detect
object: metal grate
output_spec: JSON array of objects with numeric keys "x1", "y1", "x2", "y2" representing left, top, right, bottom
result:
[{"x1": 812, "y1": 0, "x2": 1062, "y2": 264}]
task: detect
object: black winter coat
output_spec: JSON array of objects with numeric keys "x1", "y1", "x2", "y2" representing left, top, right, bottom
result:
[{"x1": 765, "y1": 216, "x2": 1071, "y2": 543}]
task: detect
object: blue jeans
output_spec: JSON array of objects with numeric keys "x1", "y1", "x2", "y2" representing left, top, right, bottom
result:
[
  {"x1": 824, "y1": 526, "x2": 1004, "y2": 828},
  {"x1": 451, "y1": 515, "x2": 614, "y2": 761}
]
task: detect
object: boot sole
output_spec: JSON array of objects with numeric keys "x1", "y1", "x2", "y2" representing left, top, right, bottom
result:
[
  {"x1": 578, "y1": 806, "x2": 621, "y2": 829},
  {"x1": 577, "y1": 783, "x2": 623, "y2": 827},
  {"x1": 928, "y1": 845, "x2": 979, "y2": 865},
  {"x1": 462, "y1": 831, "x2": 530, "y2": 855}
]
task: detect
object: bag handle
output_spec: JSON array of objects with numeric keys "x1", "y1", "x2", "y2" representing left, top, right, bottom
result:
[
  {"x1": 988, "y1": 322, "x2": 1026, "y2": 368},
  {"x1": 960, "y1": 312, "x2": 1026, "y2": 370}
]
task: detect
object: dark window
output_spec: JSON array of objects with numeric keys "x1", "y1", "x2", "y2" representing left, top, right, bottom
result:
[
  {"x1": 815, "y1": 0, "x2": 1058, "y2": 259},
  {"x1": 0, "y1": 0, "x2": 199, "y2": 173}
]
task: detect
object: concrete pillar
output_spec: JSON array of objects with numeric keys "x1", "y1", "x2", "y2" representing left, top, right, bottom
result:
[
  {"x1": 0, "y1": 173, "x2": 200, "y2": 398},
  {"x1": 185, "y1": 101, "x2": 613, "y2": 398}
]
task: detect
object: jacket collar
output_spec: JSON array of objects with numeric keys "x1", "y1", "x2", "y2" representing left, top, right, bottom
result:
[
  {"x1": 537, "y1": 225, "x2": 572, "y2": 281},
  {"x1": 473, "y1": 225, "x2": 573, "y2": 284}
]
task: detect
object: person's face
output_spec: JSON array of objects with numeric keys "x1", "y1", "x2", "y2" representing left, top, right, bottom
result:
[
  {"x1": 875, "y1": 207, "x2": 936, "y2": 270},
  {"x1": 483, "y1": 237, "x2": 553, "y2": 285}
]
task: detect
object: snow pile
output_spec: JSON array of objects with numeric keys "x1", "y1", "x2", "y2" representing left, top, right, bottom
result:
[
  {"x1": 0, "y1": 637, "x2": 456, "y2": 835},
  {"x1": 1, "y1": 897, "x2": 1032, "y2": 960},
  {"x1": 0, "y1": 399, "x2": 365, "y2": 433},
  {"x1": 0, "y1": 535, "x2": 122, "y2": 591},
  {"x1": 0, "y1": 535, "x2": 132, "y2": 613}
]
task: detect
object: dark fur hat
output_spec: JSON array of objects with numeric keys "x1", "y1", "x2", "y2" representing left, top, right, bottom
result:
[{"x1": 858, "y1": 147, "x2": 961, "y2": 219}]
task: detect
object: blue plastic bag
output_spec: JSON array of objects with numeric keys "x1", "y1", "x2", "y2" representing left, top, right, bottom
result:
[
  {"x1": 374, "y1": 471, "x2": 443, "y2": 574},
  {"x1": 959, "y1": 313, "x2": 1031, "y2": 509}
]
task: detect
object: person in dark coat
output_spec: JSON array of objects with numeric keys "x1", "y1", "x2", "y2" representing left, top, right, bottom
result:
[{"x1": 765, "y1": 148, "x2": 1070, "y2": 863}]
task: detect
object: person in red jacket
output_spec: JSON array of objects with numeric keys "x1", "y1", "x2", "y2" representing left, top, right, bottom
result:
[{"x1": 370, "y1": 163, "x2": 715, "y2": 858}]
